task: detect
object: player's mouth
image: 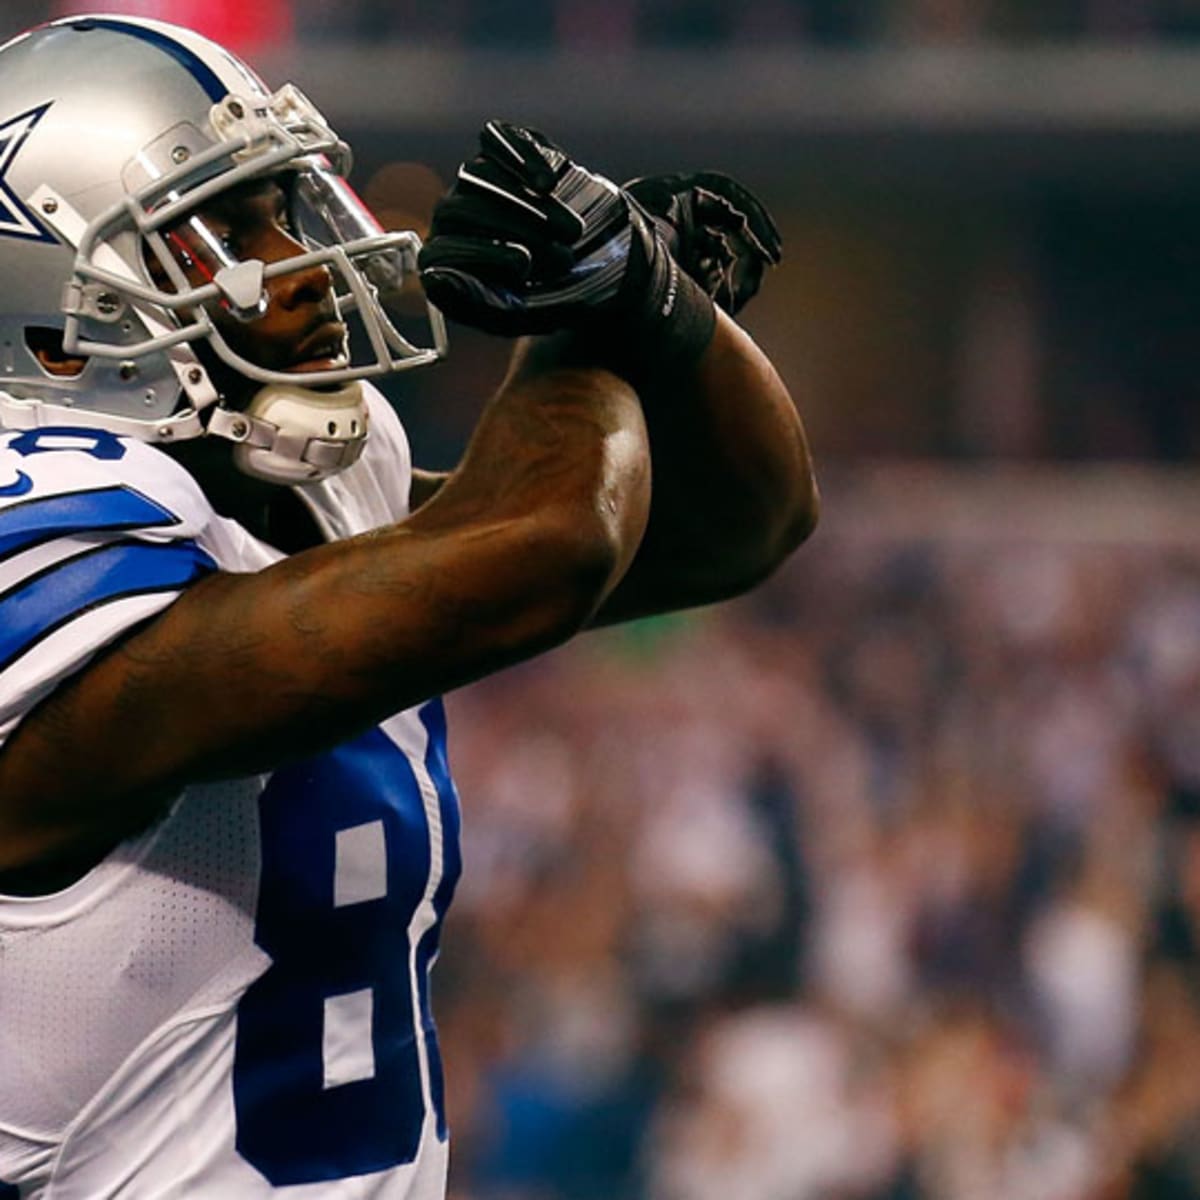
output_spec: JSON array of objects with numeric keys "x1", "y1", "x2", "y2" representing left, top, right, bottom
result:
[{"x1": 287, "y1": 321, "x2": 348, "y2": 373}]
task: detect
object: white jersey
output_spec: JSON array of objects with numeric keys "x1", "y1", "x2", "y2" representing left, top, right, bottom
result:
[{"x1": 0, "y1": 387, "x2": 462, "y2": 1199}]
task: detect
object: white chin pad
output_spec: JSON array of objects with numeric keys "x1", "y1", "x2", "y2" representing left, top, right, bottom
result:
[{"x1": 227, "y1": 380, "x2": 369, "y2": 485}]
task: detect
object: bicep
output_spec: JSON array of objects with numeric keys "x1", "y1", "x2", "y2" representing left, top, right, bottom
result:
[
  {"x1": 0, "y1": 528, "x2": 519, "y2": 827},
  {"x1": 0, "y1": 499, "x2": 625, "y2": 870},
  {"x1": 0, "y1": 363, "x2": 651, "y2": 871}
]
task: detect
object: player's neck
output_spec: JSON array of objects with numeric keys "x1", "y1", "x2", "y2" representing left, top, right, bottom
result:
[{"x1": 165, "y1": 437, "x2": 324, "y2": 553}]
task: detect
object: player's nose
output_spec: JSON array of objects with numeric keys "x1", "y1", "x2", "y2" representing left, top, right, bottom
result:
[
  {"x1": 260, "y1": 229, "x2": 335, "y2": 311},
  {"x1": 270, "y1": 258, "x2": 335, "y2": 311}
]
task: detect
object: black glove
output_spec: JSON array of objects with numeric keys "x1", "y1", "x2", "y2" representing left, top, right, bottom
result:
[
  {"x1": 418, "y1": 121, "x2": 715, "y2": 365},
  {"x1": 624, "y1": 172, "x2": 782, "y2": 317}
]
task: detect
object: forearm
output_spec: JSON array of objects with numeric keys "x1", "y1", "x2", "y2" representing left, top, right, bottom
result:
[
  {"x1": 203, "y1": 364, "x2": 652, "y2": 745},
  {"x1": 416, "y1": 123, "x2": 816, "y2": 620},
  {"x1": 417, "y1": 362, "x2": 651, "y2": 614},
  {"x1": 511, "y1": 309, "x2": 818, "y2": 623},
  {"x1": 0, "y1": 364, "x2": 650, "y2": 857},
  {"x1": 633, "y1": 310, "x2": 818, "y2": 612}
]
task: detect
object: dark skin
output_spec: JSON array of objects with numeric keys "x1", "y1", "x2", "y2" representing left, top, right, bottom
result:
[{"x1": 0, "y1": 175, "x2": 817, "y2": 893}]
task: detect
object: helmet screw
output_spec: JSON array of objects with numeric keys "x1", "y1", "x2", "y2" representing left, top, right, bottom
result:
[
  {"x1": 171, "y1": 145, "x2": 190, "y2": 165},
  {"x1": 96, "y1": 292, "x2": 121, "y2": 315},
  {"x1": 230, "y1": 417, "x2": 250, "y2": 439},
  {"x1": 119, "y1": 361, "x2": 138, "y2": 381},
  {"x1": 41, "y1": 197, "x2": 58, "y2": 215},
  {"x1": 228, "y1": 100, "x2": 245, "y2": 119},
  {"x1": 187, "y1": 366, "x2": 204, "y2": 385},
  {"x1": 158, "y1": 426, "x2": 174, "y2": 440}
]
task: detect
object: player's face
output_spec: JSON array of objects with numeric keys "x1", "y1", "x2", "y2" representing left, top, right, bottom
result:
[{"x1": 160, "y1": 176, "x2": 347, "y2": 381}]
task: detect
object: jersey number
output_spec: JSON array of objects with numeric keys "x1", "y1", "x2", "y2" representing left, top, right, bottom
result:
[
  {"x1": 232, "y1": 705, "x2": 460, "y2": 1186},
  {"x1": 8, "y1": 427, "x2": 127, "y2": 460}
]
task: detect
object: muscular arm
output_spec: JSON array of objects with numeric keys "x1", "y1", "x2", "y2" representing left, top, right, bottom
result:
[
  {"x1": 0, "y1": 367, "x2": 649, "y2": 874},
  {"x1": 505, "y1": 307, "x2": 818, "y2": 624},
  {"x1": 414, "y1": 132, "x2": 816, "y2": 624}
]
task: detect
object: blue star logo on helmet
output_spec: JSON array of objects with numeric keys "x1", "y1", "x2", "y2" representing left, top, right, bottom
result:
[{"x1": 0, "y1": 103, "x2": 56, "y2": 243}]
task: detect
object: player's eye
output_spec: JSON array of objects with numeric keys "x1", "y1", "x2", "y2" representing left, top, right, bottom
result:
[{"x1": 271, "y1": 186, "x2": 296, "y2": 234}]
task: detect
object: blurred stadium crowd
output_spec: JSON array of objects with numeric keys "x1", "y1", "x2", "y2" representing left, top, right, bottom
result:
[
  {"x1": 12, "y1": 0, "x2": 1200, "y2": 47},
  {"x1": 440, "y1": 476, "x2": 1200, "y2": 1200},
  {"x1": 293, "y1": 0, "x2": 1200, "y2": 46}
]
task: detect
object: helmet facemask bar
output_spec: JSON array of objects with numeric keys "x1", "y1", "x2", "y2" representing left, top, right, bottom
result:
[
  {"x1": 55, "y1": 88, "x2": 446, "y2": 400},
  {"x1": 288, "y1": 159, "x2": 443, "y2": 362},
  {"x1": 136, "y1": 225, "x2": 442, "y2": 384}
]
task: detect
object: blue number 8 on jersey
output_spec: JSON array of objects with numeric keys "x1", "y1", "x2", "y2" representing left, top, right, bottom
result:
[{"x1": 233, "y1": 702, "x2": 461, "y2": 1186}]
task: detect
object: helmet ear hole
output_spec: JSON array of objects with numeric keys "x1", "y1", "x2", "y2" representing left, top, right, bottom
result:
[{"x1": 24, "y1": 326, "x2": 88, "y2": 378}]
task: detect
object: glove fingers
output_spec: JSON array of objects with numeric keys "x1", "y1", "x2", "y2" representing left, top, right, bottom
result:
[
  {"x1": 480, "y1": 120, "x2": 567, "y2": 193},
  {"x1": 424, "y1": 204, "x2": 577, "y2": 286},
  {"x1": 624, "y1": 173, "x2": 692, "y2": 215},
  {"x1": 419, "y1": 265, "x2": 532, "y2": 336},
  {"x1": 691, "y1": 190, "x2": 780, "y2": 283},
  {"x1": 420, "y1": 265, "x2": 575, "y2": 336},
  {"x1": 473, "y1": 124, "x2": 590, "y2": 244},
  {"x1": 418, "y1": 234, "x2": 532, "y2": 288},
  {"x1": 419, "y1": 230, "x2": 577, "y2": 299},
  {"x1": 420, "y1": 122, "x2": 682, "y2": 338},
  {"x1": 684, "y1": 227, "x2": 753, "y2": 315},
  {"x1": 455, "y1": 155, "x2": 585, "y2": 245},
  {"x1": 627, "y1": 170, "x2": 782, "y2": 267},
  {"x1": 689, "y1": 172, "x2": 782, "y2": 264},
  {"x1": 431, "y1": 191, "x2": 546, "y2": 250}
]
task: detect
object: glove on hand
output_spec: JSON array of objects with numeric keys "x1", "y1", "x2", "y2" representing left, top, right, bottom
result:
[
  {"x1": 418, "y1": 121, "x2": 713, "y2": 363},
  {"x1": 624, "y1": 172, "x2": 782, "y2": 317}
]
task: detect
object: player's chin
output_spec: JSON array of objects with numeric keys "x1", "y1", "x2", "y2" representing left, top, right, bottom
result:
[
  {"x1": 281, "y1": 357, "x2": 352, "y2": 393},
  {"x1": 284, "y1": 354, "x2": 350, "y2": 376}
]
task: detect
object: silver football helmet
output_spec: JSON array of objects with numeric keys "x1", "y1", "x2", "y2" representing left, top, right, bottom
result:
[{"x1": 0, "y1": 15, "x2": 447, "y2": 482}]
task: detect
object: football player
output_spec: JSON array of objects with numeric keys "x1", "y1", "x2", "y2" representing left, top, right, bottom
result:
[{"x1": 0, "y1": 14, "x2": 816, "y2": 1199}]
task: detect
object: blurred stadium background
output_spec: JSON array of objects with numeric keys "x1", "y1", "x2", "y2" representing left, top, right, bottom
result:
[{"x1": 8, "y1": 2, "x2": 1200, "y2": 1197}]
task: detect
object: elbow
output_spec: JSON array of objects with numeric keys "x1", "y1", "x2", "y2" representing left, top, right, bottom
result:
[
  {"x1": 556, "y1": 498, "x2": 645, "y2": 627},
  {"x1": 543, "y1": 535, "x2": 621, "y2": 640},
  {"x1": 509, "y1": 501, "x2": 645, "y2": 649},
  {"x1": 547, "y1": 444, "x2": 652, "y2": 635},
  {"x1": 761, "y1": 472, "x2": 820, "y2": 581},
  {"x1": 717, "y1": 470, "x2": 821, "y2": 601},
  {"x1": 781, "y1": 469, "x2": 821, "y2": 557},
  {"x1": 765, "y1": 452, "x2": 821, "y2": 569},
  {"x1": 734, "y1": 430, "x2": 821, "y2": 592}
]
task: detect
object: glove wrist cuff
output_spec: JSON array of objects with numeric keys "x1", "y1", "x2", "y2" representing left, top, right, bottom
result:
[
  {"x1": 606, "y1": 245, "x2": 717, "y2": 380},
  {"x1": 642, "y1": 257, "x2": 719, "y2": 371}
]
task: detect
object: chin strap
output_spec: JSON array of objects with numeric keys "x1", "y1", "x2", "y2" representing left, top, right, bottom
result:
[{"x1": 206, "y1": 380, "x2": 369, "y2": 484}]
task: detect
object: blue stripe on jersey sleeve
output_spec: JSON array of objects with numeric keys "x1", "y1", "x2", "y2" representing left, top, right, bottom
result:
[
  {"x1": 0, "y1": 539, "x2": 216, "y2": 671},
  {"x1": 0, "y1": 486, "x2": 181, "y2": 562}
]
